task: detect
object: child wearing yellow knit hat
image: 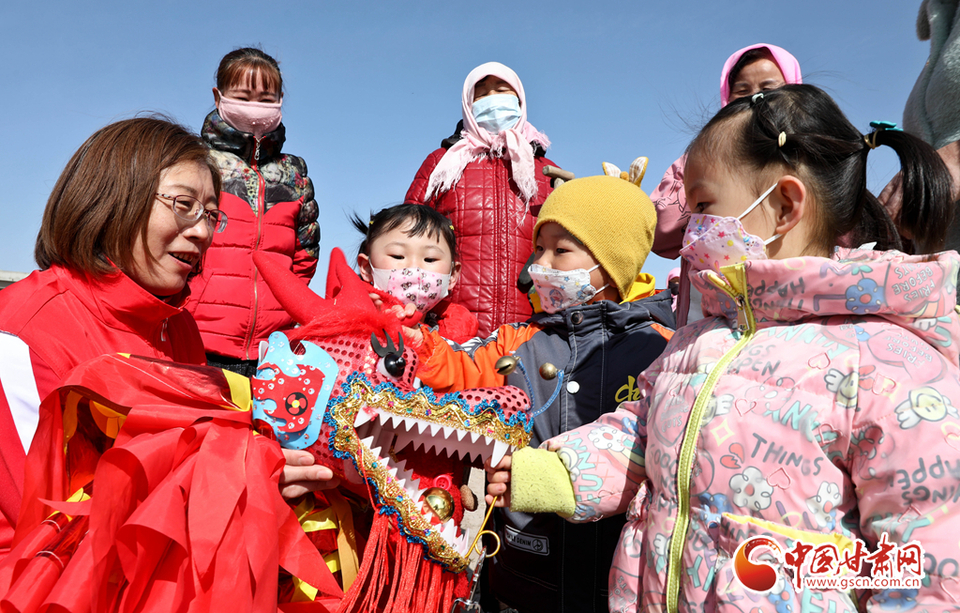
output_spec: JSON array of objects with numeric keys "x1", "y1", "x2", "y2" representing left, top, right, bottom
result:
[{"x1": 407, "y1": 173, "x2": 675, "y2": 613}]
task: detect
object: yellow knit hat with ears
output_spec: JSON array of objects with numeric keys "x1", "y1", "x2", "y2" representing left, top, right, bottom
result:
[{"x1": 533, "y1": 175, "x2": 657, "y2": 300}]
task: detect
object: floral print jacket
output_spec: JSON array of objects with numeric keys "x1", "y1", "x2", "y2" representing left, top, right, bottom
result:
[
  {"x1": 188, "y1": 111, "x2": 320, "y2": 360},
  {"x1": 547, "y1": 248, "x2": 960, "y2": 613}
]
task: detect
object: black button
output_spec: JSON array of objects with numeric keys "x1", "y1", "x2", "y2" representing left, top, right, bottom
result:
[{"x1": 571, "y1": 312, "x2": 584, "y2": 325}]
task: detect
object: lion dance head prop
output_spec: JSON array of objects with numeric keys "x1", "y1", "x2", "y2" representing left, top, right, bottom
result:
[{"x1": 252, "y1": 249, "x2": 533, "y2": 612}]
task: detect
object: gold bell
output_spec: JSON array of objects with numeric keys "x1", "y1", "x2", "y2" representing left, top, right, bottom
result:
[
  {"x1": 539, "y1": 362, "x2": 558, "y2": 380},
  {"x1": 495, "y1": 356, "x2": 519, "y2": 376},
  {"x1": 424, "y1": 487, "x2": 454, "y2": 522}
]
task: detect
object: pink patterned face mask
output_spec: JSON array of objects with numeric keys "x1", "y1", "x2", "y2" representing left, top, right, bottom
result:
[
  {"x1": 216, "y1": 94, "x2": 282, "y2": 138},
  {"x1": 370, "y1": 267, "x2": 451, "y2": 313},
  {"x1": 679, "y1": 183, "x2": 781, "y2": 273}
]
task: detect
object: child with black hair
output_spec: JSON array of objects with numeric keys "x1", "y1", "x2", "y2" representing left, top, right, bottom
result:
[
  {"x1": 407, "y1": 176, "x2": 676, "y2": 613},
  {"x1": 352, "y1": 203, "x2": 478, "y2": 343},
  {"x1": 489, "y1": 85, "x2": 960, "y2": 613}
]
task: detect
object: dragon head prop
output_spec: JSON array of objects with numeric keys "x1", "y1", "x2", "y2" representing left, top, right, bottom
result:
[{"x1": 252, "y1": 249, "x2": 532, "y2": 582}]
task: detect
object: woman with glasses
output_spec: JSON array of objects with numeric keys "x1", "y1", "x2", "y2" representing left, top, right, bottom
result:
[
  {"x1": 0, "y1": 116, "x2": 224, "y2": 553},
  {"x1": 188, "y1": 47, "x2": 320, "y2": 378}
]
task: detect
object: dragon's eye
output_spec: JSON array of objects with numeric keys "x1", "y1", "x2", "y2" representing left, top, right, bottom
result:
[
  {"x1": 384, "y1": 354, "x2": 406, "y2": 378},
  {"x1": 371, "y1": 330, "x2": 407, "y2": 379}
]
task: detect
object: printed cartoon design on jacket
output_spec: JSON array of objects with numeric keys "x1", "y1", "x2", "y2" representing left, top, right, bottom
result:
[{"x1": 543, "y1": 248, "x2": 960, "y2": 613}]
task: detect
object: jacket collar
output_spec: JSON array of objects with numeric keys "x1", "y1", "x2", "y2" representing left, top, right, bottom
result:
[
  {"x1": 54, "y1": 265, "x2": 190, "y2": 335},
  {"x1": 531, "y1": 289, "x2": 676, "y2": 333},
  {"x1": 693, "y1": 248, "x2": 960, "y2": 363},
  {"x1": 202, "y1": 110, "x2": 285, "y2": 164}
]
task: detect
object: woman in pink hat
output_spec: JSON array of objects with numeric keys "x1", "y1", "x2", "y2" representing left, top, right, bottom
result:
[{"x1": 650, "y1": 44, "x2": 802, "y2": 326}]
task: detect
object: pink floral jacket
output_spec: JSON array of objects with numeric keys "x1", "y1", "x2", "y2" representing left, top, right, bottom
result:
[{"x1": 548, "y1": 248, "x2": 960, "y2": 613}]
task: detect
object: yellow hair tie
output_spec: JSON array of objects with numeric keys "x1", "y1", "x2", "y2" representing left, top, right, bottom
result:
[
  {"x1": 777, "y1": 132, "x2": 787, "y2": 148},
  {"x1": 864, "y1": 132, "x2": 880, "y2": 149}
]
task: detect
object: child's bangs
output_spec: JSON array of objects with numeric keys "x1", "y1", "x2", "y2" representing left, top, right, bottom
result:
[{"x1": 224, "y1": 63, "x2": 282, "y2": 96}]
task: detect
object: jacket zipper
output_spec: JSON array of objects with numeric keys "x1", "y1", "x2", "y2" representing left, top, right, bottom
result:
[
  {"x1": 665, "y1": 265, "x2": 756, "y2": 613},
  {"x1": 495, "y1": 160, "x2": 505, "y2": 328},
  {"x1": 244, "y1": 137, "x2": 265, "y2": 360}
]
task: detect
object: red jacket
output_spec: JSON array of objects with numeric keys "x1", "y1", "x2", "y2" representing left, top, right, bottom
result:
[
  {"x1": 188, "y1": 111, "x2": 320, "y2": 360},
  {"x1": 405, "y1": 148, "x2": 556, "y2": 338},
  {"x1": 0, "y1": 265, "x2": 206, "y2": 553}
]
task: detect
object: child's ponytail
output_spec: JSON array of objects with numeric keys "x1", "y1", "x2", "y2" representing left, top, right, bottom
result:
[
  {"x1": 690, "y1": 85, "x2": 954, "y2": 255},
  {"x1": 867, "y1": 127, "x2": 953, "y2": 253}
]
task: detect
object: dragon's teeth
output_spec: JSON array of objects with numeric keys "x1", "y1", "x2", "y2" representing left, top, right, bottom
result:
[
  {"x1": 417, "y1": 421, "x2": 429, "y2": 434},
  {"x1": 441, "y1": 425, "x2": 455, "y2": 440},
  {"x1": 456, "y1": 429, "x2": 468, "y2": 441},
  {"x1": 359, "y1": 435, "x2": 375, "y2": 450},
  {"x1": 469, "y1": 432, "x2": 481, "y2": 443},
  {"x1": 354, "y1": 410, "x2": 374, "y2": 428},
  {"x1": 456, "y1": 530, "x2": 469, "y2": 556},
  {"x1": 394, "y1": 431, "x2": 415, "y2": 453},
  {"x1": 440, "y1": 519, "x2": 457, "y2": 542},
  {"x1": 491, "y1": 440, "x2": 509, "y2": 468}
]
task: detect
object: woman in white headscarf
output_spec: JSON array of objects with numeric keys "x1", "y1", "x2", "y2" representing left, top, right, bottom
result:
[{"x1": 405, "y1": 62, "x2": 560, "y2": 338}]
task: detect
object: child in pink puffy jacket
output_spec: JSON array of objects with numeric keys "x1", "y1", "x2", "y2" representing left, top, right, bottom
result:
[
  {"x1": 488, "y1": 85, "x2": 960, "y2": 613},
  {"x1": 651, "y1": 43, "x2": 802, "y2": 326}
]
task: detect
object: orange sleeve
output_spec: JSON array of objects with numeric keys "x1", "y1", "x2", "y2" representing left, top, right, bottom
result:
[{"x1": 414, "y1": 324, "x2": 540, "y2": 393}]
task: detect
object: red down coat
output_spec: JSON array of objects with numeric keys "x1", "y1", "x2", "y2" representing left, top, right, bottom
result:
[
  {"x1": 188, "y1": 111, "x2": 320, "y2": 360},
  {"x1": 405, "y1": 145, "x2": 556, "y2": 338}
]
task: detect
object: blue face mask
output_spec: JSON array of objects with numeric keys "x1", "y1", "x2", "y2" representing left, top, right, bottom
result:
[{"x1": 472, "y1": 93, "x2": 522, "y2": 134}]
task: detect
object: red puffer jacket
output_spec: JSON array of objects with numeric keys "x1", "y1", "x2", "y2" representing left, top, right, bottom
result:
[
  {"x1": 188, "y1": 111, "x2": 320, "y2": 360},
  {"x1": 405, "y1": 143, "x2": 556, "y2": 338},
  {"x1": 0, "y1": 265, "x2": 207, "y2": 553}
]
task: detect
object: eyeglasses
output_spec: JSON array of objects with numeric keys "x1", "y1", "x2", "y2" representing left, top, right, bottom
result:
[{"x1": 156, "y1": 193, "x2": 228, "y2": 233}]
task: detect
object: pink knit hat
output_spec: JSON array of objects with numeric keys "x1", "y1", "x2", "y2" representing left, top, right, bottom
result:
[{"x1": 719, "y1": 43, "x2": 802, "y2": 106}]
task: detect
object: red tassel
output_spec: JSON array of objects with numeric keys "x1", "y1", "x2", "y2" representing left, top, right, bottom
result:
[
  {"x1": 339, "y1": 513, "x2": 390, "y2": 612},
  {"x1": 339, "y1": 511, "x2": 471, "y2": 613},
  {"x1": 391, "y1": 537, "x2": 420, "y2": 611}
]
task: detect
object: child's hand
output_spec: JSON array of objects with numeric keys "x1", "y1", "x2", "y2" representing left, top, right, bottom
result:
[
  {"x1": 401, "y1": 324, "x2": 424, "y2": 348},
  {"x1": 368, "y1": 291, "x2": 385, "y2": 311},
  {"x1": 484, "y1": 454, "x2": 512, "y2": 507},
  {"x1": 368, "y1": 292, "x2": 417, "y2": 319},
  {"x1": 393, "y1": 302, "x2": 418, "y2": 319}
]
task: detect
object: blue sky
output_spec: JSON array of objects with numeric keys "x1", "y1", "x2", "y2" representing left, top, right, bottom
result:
[{"x1": 1, "y1": 0, "x2": 927, "y2": 292}]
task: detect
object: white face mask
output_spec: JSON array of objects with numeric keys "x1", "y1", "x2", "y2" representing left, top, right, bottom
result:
[
  {"x1": 679, "y1": 183, "x2": 782, "y2": 273},
  {"x1": 471, "y1": 94, "x2": 522, "y2": 134},
  {"x1": 528, "y1": 264, "x2": 608, "y2": 314},
  {"x1": 370, "y1": 266, "x2": 451, "y2": 313}
]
